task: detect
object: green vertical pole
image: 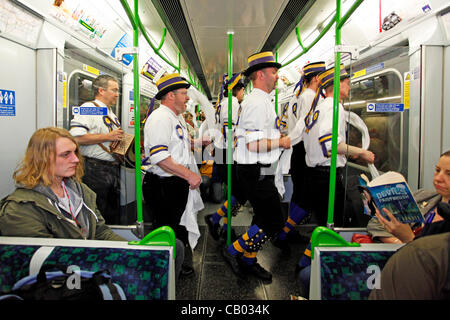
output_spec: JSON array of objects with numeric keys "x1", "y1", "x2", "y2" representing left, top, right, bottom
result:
[
  {"x1": 226, "y1": 31, "x2": 233, "y2": 246},
  {"x1": 275, "y1": 50, "x2": 279, "y2": 114},
  {"x1": 327, "y1": 0, "x2": 342, "y2": 228},
  {"x1": 133, "y1": 0, "x2": 144, "y2": 234}
]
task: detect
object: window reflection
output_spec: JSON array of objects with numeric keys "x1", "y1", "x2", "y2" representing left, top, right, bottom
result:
[{"x1": 344, "y1": 72, "x2": 402, "y2": 173}]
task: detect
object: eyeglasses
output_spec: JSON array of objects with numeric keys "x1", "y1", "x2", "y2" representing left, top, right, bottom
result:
[{"x1": 102, "y1": 87, "x2": 119, "y2": 93}]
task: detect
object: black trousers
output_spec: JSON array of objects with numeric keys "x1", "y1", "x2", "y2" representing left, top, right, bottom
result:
[
  {"x1": 235, "y1": 164, "x2": 285, "y2": 237},
  {"x1": 290, "y1": 142, "x2": 307, "y2": 207},
  {"x1": 82, "y1": 157, "x2": 120, "y2": 225},
  {"x1": 214, "y1": 147, "x2": 247, "y2": 206},
  {"x1": 303, "y1": 166, "x2": 345, "y2": 227},
  {"x1": 142, "y1": 173, "x2": 189, "y2": 245}
]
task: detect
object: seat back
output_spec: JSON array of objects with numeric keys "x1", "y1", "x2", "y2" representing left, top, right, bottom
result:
[
  {"x1": 0, "y1": 237, "x2": 175, "y2": 300},
  {"x1": 310, "y1": 244, "x2": 402, "y2": 300}
]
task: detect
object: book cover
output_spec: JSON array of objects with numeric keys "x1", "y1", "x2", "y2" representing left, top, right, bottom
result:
[
  {"x1": 111, "y1": 133, "x2": 134, "y2": 156},
  {"x1": 359, "y1": 171, "x2": 424, "y2": 224}
]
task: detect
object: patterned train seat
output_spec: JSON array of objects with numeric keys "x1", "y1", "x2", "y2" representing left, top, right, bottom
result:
[{"x1": 0, "y1": 236, "x2": 175, "y2": 300}]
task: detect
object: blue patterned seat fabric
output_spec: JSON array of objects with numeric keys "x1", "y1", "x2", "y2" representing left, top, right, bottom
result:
[
  {"x1": 0, "y1": 245, "x2": 40, "y2": 292},
  {"x1": 320, "y1": 251, "x2": 395, "y2": 300},
  {"x1": 42, "y1": 246, "x2": 170, "y2": 300},
  {"x1": 0, "y1": 244, "x2": 171, "y2": 300}
]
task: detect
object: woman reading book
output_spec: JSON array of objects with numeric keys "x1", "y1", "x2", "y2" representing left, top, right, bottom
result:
[{"x1": 368, "y1": 150, "x2": 450, "y2": 243}]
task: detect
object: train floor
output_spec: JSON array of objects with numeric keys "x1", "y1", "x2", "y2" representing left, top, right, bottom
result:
[{"x1": 176, "y1": 201, "x2": 315, "y2": 300}]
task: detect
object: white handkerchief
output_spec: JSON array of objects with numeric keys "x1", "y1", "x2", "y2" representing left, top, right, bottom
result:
[{"x1": 180, "y1": 188, "x2": 204, "y2": 249}]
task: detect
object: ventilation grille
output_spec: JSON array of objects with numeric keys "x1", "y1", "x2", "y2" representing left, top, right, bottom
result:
[{"x1": 261, "y1": 0, "x2": 314, "y2": 52}]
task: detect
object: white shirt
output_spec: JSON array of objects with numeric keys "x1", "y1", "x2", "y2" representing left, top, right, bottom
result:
[
  {"x1": 69, "y1": 99, "x2": 119, "y2": 162},
  {"x1": 144, "y1": 104, "x2": 193, "y2": 177},
  {"x1": 303, "y1": 97, "x2": 348, "y2": 168},
  {"x1": 214, "y1": 95, "x2": 241, "y2": 149},
  {"x1": 234, "y1": 88, "x2": 281, "y2": 165},
  {"x1": 286, "y1": 88, "x2": 319, "y2": 135}
]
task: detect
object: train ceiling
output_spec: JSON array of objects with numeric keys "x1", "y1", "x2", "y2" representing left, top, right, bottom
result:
[{"x1": 146, "y1": 0, "x2": 316, "y2": 100}]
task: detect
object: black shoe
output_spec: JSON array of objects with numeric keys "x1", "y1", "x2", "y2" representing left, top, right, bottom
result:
[
  {"x1": 221, "y1": 246, "x2": 246, "y2": 279},
  {"x1": 204, "y1": 214, "x2": 220, "y2": 241},
  {"x1": 220, "y1": 227, "x2": 237, "y2": 242},
  {"x1": 241, "y1": 261, "x2": 272, "y2": 281},
  {"x1": 272, "y1": 237, "x2": 291, "y2": 256},
  {"x1": 180, "y1": 265, "x2": 195, "y2": 278}
]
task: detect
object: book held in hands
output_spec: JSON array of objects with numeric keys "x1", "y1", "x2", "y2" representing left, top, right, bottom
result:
[{"x1": 359, "y1": 171, "x2": 424, "y2": 224}]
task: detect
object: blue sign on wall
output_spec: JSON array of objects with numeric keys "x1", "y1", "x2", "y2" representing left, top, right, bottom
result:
[
  {"x1": 111, "y1": 33, "x2": 133, "y2": 66},
  {"x1": 366, "y1": 62, "x2": 384, "y2": 74},
  {"x1": 367, "y1": 103, "x2": 404, "y2": 112},
  {"x1": 72, "y1": 106, "x2": 108, "y2": 116},
  {"x1": 0, "y1": 89, "x2": 16, "y2": 116}
]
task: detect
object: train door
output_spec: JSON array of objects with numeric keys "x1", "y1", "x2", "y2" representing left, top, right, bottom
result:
[
  {"x1": 0, "y1": 37, "x2": 37, "y2": 198},
  {"x1": 341, "y1": 44, "x2": 411, "y2": 227}
]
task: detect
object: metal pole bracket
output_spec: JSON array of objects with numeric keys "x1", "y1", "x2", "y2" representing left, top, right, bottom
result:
[
  {"x1": 115, "y1": 47, "x2": 139, "y2": 61},
  {"x1": 335, "y1": 45, "x2": 359, "y2": 60}
]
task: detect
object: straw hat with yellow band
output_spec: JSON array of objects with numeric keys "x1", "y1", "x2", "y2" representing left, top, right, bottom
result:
[
  {"x1": 155, "y1": 73, "x2": 191, "y2": 99},
  {"x1": 293, "y1": 61, "x2": 326, "y2": 97},
  {"x1": 214, "y1": 72, "x2": 244, "y2": 108},
  {"x1": 318, "y1": 63, "x2": 350, "y2": 89},
  {"x1": 243, "y1": 51, "x2": 282, "y2": 77},
  {"x1": 214, "y1": 72, "x2": 245, "y2": 123},
  {"x1": 304, "y1": 64, "x2": 350, "y2": 133},
  {"x1": 226, "y1": 72, "x2": 244, "y2": 91},
  {"x1": 142, "y1": 73, "x2": 191, "y2": 125}
]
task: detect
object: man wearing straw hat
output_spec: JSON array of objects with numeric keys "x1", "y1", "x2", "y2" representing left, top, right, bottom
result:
[
  {"x1": 204, "y1": 72, "x2": 246, "y2": 241},
  {"x1": 302, "y1": 64, "x2": 375, "y2": 227},
  {"x1": 142, "y1": 73, "x2": 202, "y2": 277},
  {"x1": 221, "y1": 51, "x2": 291, "y2": 281},
  {"x1": 271, "y1": 61, "x2": 328, "y2": 252}
]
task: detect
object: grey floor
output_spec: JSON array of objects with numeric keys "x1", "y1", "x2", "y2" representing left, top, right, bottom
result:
[{"x1": 176, "y1": 201, "x2": 315, "y2": 300}]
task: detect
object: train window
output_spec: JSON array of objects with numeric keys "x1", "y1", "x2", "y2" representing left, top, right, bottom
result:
[
  {"x1": 138, "y1": 94, "x2": 160, "y2": 142},
  {"x1": 62, "y1": 71, "x2": 122, "y2": 130},
  {"x1": 344, "y1": 70, "x2": 403, "y2": 174}
]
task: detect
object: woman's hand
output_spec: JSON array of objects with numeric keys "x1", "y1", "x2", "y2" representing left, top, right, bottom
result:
[{"x1": 375, "y1": 207, "x2": 415, "y2": 243}]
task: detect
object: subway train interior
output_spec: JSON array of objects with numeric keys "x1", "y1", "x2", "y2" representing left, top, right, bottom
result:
[{"x1": 0, "y1": 0, "x2": 450, "y2": 304}]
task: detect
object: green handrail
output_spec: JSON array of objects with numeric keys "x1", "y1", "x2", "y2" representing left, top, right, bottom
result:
[
  {"x1": 119, "y1": 0, "x2": 137, "y2": 30},
  {"x1": 155, "y1": 27, "x2": 167, "y2": 52},
  {"x1": 132, "y1": 0, "x2": 143, "y2": 233},
  {"x1": 120, "y1": 0, "x2": 175, "y2": 70},
  {"x1": 226, "y1": 32, "x2": 233, "y2": 246},
  {"x1": 337, "y1": 0, "x2": 364, "y2": 29},
  {"x1": 120, "y1": 0, "x2": 204, "y2": 91},
  {"x1": 187, "y1": 67, "x2": 200, "y2": 90},
  {"x1": 282, "y1": 13, "x2": 337, "y2": 68},
  {"x1": 327, "y1": 0, "x2": 342, "y2": 228},
  {"x1": 327, "y1": 0, "x2": 364, "y2": 227},
  {"x1": 295, "y1": 27, "x2": 306, "y2": 51},
  {"x1": 135, "y1": 15, "x2": 179, "y2": 72}
]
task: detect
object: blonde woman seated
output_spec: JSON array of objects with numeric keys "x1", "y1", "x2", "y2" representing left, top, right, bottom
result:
[
  {"x1": 368, "y1": 150, "x2": 450, "y2": 244},
  {"x1": 0, "y1": 127, "x2": 124, "y2": 240}
]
